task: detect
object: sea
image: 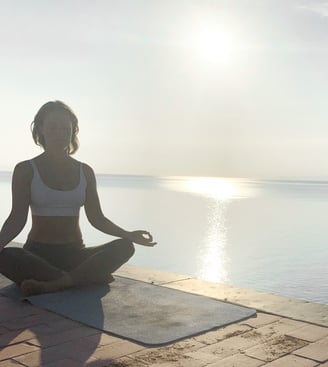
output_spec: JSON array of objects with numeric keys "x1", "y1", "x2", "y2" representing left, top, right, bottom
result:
[{"x1": 0, "y1": 171, "x2": 327, "y2": 305}]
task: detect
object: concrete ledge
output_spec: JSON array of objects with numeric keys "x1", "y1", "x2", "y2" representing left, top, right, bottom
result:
[{"x1": 115, "y1": 264, "x2": 328, "y2": 327}]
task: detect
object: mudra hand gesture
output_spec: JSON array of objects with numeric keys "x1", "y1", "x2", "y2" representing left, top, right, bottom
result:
[{"x1": 128, "y1": 231, "x2": 157, "y2": 247}]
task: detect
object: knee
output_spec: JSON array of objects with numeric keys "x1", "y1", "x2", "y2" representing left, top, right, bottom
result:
[
  {"x1": 0, "y1": 247, "x2": 22, "y2": 261},
  {"x1": 102, "y1": 239, "x2": 135, "y2": 260},
  {"x1": 120, "y1": 239, "x2": 135, "y2": 259}
]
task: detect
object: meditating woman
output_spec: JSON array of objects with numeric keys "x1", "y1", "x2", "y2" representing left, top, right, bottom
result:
[{"x1": 0, "y1": 101, "x2": 156, "y2": 296}]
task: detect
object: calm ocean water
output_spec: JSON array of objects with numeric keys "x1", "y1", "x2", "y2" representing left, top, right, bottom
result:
[{"x1": 0, "y1": 171, "x2": 327, "y2": 305}]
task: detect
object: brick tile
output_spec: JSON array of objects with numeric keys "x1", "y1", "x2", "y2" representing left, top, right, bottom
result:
[
  {"x1": 264, "y1": 354, "x2": 318, "y2": 366},
  {"x1": 82, "y1": 332, "x2": 122, "y2": 347},
  {"x1": 169, "y1": 338, "x2": 205, "y2": 352},
  {"x1": 130, "y1": 338, "x2": 204, "y2": 365},
  {"x1": 0, "y1": 329, "x2": 37, "y2": 347},
  {"x1": 242, "y1": 313, "x2": 282, "y2": 328},
  {"x1": 184, "y1": 350, "x2": 223, "y2": 363},
  {"x1": 245, "y1": 335, "x2": 307, "y2": 362},
  {"x1": 0, "y1": 303, "x2": 39, "y2": 322},
  {"x1": 252, "y1": 318, "x2": 307, "y2": 339},
  {"x1": 194, "y1": 324, "x2": 252, "y2": 345},
  {"x1": 0, "y1": 342, "x2": 39, "y2": 360},
  {"x1": 45, "y1": 318, "x2": 84, "y2": 332},
  {"x1": 0, "y1": 360, "x2": 26, "y2": 367},
  {"x1": 293, "y1": 336, "x2": 328, "y2": 362},
  {"x1": 206, "y1": 353, "x2": 264, "y2": 367},
  {"x1": 189, "y1": 331, "x2": 262, "y2": 360},
  {"x1": 286, "y1": 324, "x2": 328, "y2": 342},
  {"x1": 0, "y1": 359, "x2": 22, "y2": 367},
  {"x1": 2, "y1": 312, "x2": 62, "y2": 330},
  {"x1": 14, "y1": 344, "x2": 76, "y2": 367},
  {"x1": 43, "y1": 358, "x2": 85, "y2": 367},
  {"x1": 19, "y1": 335, "x2": 133, "y2": 365},
  {"x1": 51, "y1": 336, "x2": 108, "y2": 363},
  {"x1": 27, "y1": 325, "x2": 100, "y2": 347},
  {"x1": 149, "y1": 359, "x2": 206, "y2": 367},
  {"x1": 82, "y1": 356, "x2": 117, "y2": 366},
  {"x1": 90, "y1": 340, "x2": 145, "y2": 361}
]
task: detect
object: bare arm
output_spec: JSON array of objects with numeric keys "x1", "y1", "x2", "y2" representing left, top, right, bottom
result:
[
  {"x1": 0, "y1": 161, "x2": 31, "y2": 250},
  {"x1": 83, "y1": 164, "x2": 156, "y2": 247}
]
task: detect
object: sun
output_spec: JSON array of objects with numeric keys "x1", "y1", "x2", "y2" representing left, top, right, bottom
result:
[
  {"x1": 194, "y1": 27, "x2": 232, "y2": 64},
  {"x1": 183, "y1": 19, "x2": 238, "y2": 67}
]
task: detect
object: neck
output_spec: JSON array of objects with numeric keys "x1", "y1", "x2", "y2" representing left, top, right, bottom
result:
[{"x1": 43, "y1": 149, "x2": 69, "y2": 162}]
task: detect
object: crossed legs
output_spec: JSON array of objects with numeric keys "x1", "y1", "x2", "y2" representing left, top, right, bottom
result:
[{"x1": 0, "y1": 239, "x2": 135, "y2": 296}]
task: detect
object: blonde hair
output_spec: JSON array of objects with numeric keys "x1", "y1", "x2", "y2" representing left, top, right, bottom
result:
[{"x1": 31, "y1": 100, "x2": 79, "y2": 154}]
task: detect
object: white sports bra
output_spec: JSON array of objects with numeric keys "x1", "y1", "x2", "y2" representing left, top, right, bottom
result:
[{"x1": 29, "y1": 159, "x2": 87, "y2": 216}]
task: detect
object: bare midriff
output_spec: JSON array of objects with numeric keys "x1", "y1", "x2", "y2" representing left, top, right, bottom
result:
[{"x1": 27, "y1": 215, "x2": 83, "y2": 245}]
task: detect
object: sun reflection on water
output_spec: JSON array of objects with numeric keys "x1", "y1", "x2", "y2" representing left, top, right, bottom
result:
[
  {"x1": 161, "y1": 176, "x2": 255, "y2": 201},
  {"x1": 159, "y1": 176, "x2": 258, "y2": 283},
  {"x1": 196, "y1": 201, "x2": 229, "y2": 283}
]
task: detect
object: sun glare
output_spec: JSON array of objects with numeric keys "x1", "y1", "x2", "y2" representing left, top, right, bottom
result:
[
  {"x1": 187, "y1": 177, "x2": 237, "y2": 201},
  {"x1": 195, "y1": 27, "x2": 232, "y2": 63},
  {"x1": 185, "y1": 21, "x2": 237, "y2": 66}
]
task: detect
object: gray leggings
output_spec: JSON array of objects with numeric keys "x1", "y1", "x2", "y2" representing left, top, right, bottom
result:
[{"x1": 0, "y1": 239, "x2": 135, "y2": 286}]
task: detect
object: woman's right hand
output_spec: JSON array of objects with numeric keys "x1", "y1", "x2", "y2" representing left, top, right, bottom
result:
[{"x1": 127, "y1": 230, "x2": 157, "y2": 247}]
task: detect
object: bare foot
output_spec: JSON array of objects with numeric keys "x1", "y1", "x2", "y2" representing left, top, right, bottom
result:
[{"x1": 21, "y1": 274, "x2": 73, "y2": 296}]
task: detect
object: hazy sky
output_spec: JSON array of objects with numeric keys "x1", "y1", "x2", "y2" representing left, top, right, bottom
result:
[{"x1": 1, "y1": 0, "x2": 328, "y2": 178}]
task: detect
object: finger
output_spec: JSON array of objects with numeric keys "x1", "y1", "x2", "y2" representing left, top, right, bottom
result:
[
  {"x1": 142, "y1": 231, "x2": 153, "y2": 242},
  {"x1": 146, "y1": 241, "x2": 157, "y2": 247}
]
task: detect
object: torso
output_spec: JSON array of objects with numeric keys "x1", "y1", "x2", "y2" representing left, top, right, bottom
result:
[{"x1": 27, "y1": 154, "x2": 85, "y2": 245}]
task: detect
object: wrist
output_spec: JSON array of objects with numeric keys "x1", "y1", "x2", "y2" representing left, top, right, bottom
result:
[{"x1": 123, "y1": 231, "x2": 132, "y2": 240}]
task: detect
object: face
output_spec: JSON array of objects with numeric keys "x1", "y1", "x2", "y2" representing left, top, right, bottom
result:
[{"x1": 41, "y1": 110, "x2": 73, "y2": 151}]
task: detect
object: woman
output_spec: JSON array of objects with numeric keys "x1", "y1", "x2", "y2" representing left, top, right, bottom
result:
[{"x1": 0, "y1": 101, "x2": 156, "y2": 296}]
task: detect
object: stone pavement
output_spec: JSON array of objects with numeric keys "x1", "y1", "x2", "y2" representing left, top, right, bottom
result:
[{"x1": 0, "y1": 264, "x2": 327, "y2": 367}]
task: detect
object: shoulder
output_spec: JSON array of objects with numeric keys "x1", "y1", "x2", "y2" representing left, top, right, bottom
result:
[
  {"x1": 13, "y1": 160, "x2": 33, "y2": 178},
  {"x1": 11, "y1": 160, "x2": 33, "y2": 190},
  {"x1": 79, "y1": 162, "x2": 97, "y2": 185}
]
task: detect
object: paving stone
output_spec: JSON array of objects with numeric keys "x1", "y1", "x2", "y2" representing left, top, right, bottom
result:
[
  {"x1": 168, "y1": 338, "x2": 205, "y2": 352},
  {"x1": 43, "y1": 358, "x2": 85, "y2": 367},
  {"x1": 0, "y1": 329, "x2": 37, "y2": 347},
  {"x1": 45, "y1": 318, "x2": 84, "y2": 332},
  {"x1": 183, "y1": 350, "x2": 221, "y2": 363},
  {"x1": 0, "y1": 342, "x2": 39, "y2": 360},
  {"x1": 246, "y1": 318, "x2": 306, "y2": 340},
  {"x1": 194, "y1": 324, "x2": 252, "y2": 345},
  {"x1": 0, "y1": 360, "x2": 24, "y2": 367},
  {"x1": 82, "y1": 332, "x2": 122, "y2": 347},
  {"x1": 286, "y1": 324, "x2": 328, "y2": 342},
  {"x1": 128, "y1": 338, "x2": 205, "y2": 366},
  {"x1": 163, "y1": 278, "x2": 328, "y2": 326},
  {"x1": 206, "y1": 353, "x2": 265, "y2": 367},
  {"x1": 90, "y1": 340, "x2": 145, "y2": 361},
  {"x1": 82, "y1": 356, "x2": 127, "y2": 366},
  {"x1": 263, "y1": 354, "x2": 318, "y2": 366},
  {"x1": 149, "y1": 359, "x2": 206, "y2": 367},
  {"x1": 190, "y1": 331, "x2": 262, "y2": 360},
  {"x1": 0, "y1": 302, "x2": 39, "y2": 322},
  {"x1": 245, "y1": 335, "x2": 308, "y2": 362},
  {"x1": 27, "y1": 325, "x2": 100, "y2": 347},
  {"x1": 293, "y1": 336, "x2": 328, "y2": 362},
  {"x1": 14, "y1": 344, "x2": 81, "y2": 367},
  {"x1": 241, "y1": 313, "x2": 281, "y2": 328},
  {"x1": 128, "y1": 337, "x2": 203, "y2": 364},
  {"x1": 1, "y1": 312, "x2": 63, "y2": 330}
]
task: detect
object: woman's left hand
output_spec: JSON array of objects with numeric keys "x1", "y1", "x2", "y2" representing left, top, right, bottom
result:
[{"x1": 127, "y1": 230, "x2": 157, "y2": 247}]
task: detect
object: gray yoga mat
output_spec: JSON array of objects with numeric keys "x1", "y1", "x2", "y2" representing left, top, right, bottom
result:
[{"x1": 0, "y1": 275, "x2": 256, "y2": 345}]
